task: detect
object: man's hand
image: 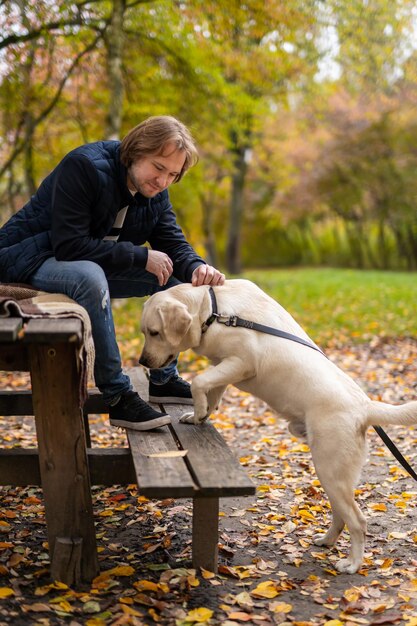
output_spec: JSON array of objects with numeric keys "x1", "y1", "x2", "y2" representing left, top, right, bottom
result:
[
  {"x1": 192, "y1": 264, "x2": 225, "y2": 286},
  {"x1": 146, "y1": 250, "x2": 173, "y2": 286}
]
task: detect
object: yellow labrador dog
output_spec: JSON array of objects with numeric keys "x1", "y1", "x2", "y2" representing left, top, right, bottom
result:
[{"x1": 139, "y1": 279, "x2": 417, "y2": 574}]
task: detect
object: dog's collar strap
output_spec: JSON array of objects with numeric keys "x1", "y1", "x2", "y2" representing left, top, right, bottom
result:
[{"x1": 201, "y1": 287, "x2": 219, "y2": 334}]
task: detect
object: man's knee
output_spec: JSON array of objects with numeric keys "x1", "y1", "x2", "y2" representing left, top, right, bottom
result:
[{"x1": 71, "y1": 261, "x2": 109, "y2": 301}]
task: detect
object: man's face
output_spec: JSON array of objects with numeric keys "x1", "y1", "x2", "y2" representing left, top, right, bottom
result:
[{"x1": 127, "y1": 142, "x2": 186, "y2": 198}]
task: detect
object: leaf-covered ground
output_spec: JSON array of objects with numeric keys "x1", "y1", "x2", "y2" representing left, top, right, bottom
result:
[{"x1": 1, "y1": 337, "x2": 417, "y2": 625}]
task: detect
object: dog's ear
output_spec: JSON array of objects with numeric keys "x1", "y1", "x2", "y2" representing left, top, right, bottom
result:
[{"x1": 157, "y1": 302, "x2": 192, "y2": 345}]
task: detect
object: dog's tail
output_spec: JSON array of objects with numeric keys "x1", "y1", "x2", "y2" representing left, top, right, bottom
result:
[{"x1": 366, "y1": 400, "x2": 417, "y2": 427}]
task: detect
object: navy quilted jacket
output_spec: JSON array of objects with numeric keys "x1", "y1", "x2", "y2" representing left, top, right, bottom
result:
[{"x1": 0, "y1": 141, "x2": 204, "y2": 283}]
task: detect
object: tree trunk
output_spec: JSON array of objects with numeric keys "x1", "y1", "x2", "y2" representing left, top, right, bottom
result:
[
  {"x1": 226, "y1": 132, "x2": 249, "y2": 274},
  {"x1": 346, "y1": 220, "x2": 364, "y2": 268},
  {"x1": 23, "y1": 112, "x2": 36, "y2": 196},
  {"x1": 406, "y1": 224, "x2": 417, "y2": 270},
  {"x1": 392, "y1": 225, "x2": 412, "y2": 270},
  {"x1": 16, "y1": 0, "x2": 36, "y2": 196},
  {"x1": 106, "y1": 0, "x2": 125, "y2": 140},
  {"x1": 200, "y1": 194, "x2": 218, "y2": 267}
]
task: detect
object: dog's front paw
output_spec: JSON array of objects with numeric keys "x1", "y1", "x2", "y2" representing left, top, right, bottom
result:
[
  {"x1": 179, "y1": 411, "x2": 208, "y2": 425},
  {"x1": 335, "y1": 558, "x2": 360, "y2": 574}
]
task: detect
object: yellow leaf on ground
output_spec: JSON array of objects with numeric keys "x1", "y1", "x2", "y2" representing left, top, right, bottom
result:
[
  {"x1": 370, "y1": 503, "x2": 387, "y2": 512},
  {"x1": 298, "y1": 509, "x2": 317, "y2": 522},
  {"x1": 21, "y1": 603, "x2": 51, "y2": 612},
  {"x1": 134, "y1": 580, "x2": 159, "y2": 592},
  {"x1": 185, "y1": 607, "x2": 213, "y2": 622},
  {"x1": 291, "y1": 444, "x2": 310, "y2": 452},
  {"x1": 0, "y1": 587, "x2": 14, "y2": 598},
  {"x1": 251, "y1": 580, "x2": 279, "y2": 599},
  {"x1": 120, "y1": 603, "x2": 142, "y2": 616},
  {"x1": 228, "y1": 612, "x2": 253, "y2": 621},
  {"x1": 270, "y1": 602, "x2": 293, "y2": 613},
  {"x1": 343, "y1": 588, "x2": 361, "y2": 602},
  {"x1": 115, "y1": 566, "x2": 130, "y2": 578}
]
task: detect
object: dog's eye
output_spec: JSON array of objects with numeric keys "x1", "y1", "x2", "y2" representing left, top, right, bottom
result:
[{"x1": 149, "y1": 330, "x2": 159, "y2": 337}]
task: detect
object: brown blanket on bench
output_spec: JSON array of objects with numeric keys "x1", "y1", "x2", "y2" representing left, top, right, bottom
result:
[{"x1": 0, "y1": 284, "x2": 95, "y2": 403}]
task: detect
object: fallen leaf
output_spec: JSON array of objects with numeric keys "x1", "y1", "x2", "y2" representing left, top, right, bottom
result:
[
  {"x1": 185, "y1": 606, "x2": 214, "y2": 622},
  {"x1": 146, "y1": 450, "x2": 188, "y2": 458}
]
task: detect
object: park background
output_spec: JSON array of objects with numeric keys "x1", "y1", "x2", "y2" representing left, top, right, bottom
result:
[
  {"x1": 3, "y1": 0, "x2": 417, "y2": 276},
  {"x1": 2, "y1": 2, "x2": 417, "y2": 626}
]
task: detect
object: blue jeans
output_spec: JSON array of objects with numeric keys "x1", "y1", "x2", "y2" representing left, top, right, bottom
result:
[{"x1": 30, "y1": 257, "x2": 180, "y2": 403}]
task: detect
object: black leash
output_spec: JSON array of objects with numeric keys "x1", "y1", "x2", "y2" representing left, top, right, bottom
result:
[
  {"x1": 373, "y1": 425, "x2": 417, "y2": 481},
  {"x1": 204, "y1": 287, "x2": 417, "y2": 482}
]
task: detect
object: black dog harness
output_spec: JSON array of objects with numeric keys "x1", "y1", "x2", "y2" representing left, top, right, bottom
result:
[{"x1": 203, "y1": 287, "x2": 417, "y2": 482}]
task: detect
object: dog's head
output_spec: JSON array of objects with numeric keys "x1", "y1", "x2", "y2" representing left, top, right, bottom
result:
[{"x1": 139, "y1": 294, "x2": 193, "y2": 369}]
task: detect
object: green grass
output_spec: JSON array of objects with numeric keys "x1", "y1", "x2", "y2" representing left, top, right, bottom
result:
[
  {"x1": 112, "y1": 268, "x2": 417, "y2": 356},
  {"x1": 243, "y1": 267, "x2": 417, "y2": 346}
]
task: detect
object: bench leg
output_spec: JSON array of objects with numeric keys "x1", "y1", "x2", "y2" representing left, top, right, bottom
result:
[
  {"x1": 192, "y1": 497, "x2": 219, "y2": 572},
  {"x1": 30, "y1": 342, "x2": 99, "y2": 584}
]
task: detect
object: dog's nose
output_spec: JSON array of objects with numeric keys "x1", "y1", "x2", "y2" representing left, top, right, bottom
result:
[{"x1": 138, "y1": 354, "x2": 148, "y2": 367}]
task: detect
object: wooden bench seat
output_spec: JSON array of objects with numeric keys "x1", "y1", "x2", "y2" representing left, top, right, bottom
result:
[
  {"x1": 0, "y1": 316, "x2": 255, "y2": 583},
  {"x1": 126, "y1": 371, "x2": 254, "y2": 571}
]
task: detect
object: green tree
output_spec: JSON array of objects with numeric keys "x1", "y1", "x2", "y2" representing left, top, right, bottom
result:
[{"x1": 176, "y1": 0, "x2": 320, "y2": 273}]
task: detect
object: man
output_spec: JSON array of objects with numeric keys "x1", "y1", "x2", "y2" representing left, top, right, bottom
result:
[{"x1": 0, "y1": 115, "x2": 225, "y2": 430}]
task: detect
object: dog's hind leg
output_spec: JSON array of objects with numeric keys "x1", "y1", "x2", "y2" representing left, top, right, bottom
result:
[
  {"x1": 309, "y1": 428, "x2": 367, "y2": 574},
  {"x1": 313, "y1": 507, "x2": 345, "y2": 548},
  {"x1": 320, "y1": 487, "x2": 366, "y2": 574}
]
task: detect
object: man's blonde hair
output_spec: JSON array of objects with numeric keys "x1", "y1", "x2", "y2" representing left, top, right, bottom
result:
[{"x1": 120, "y1": 115, "x2": 199, "y2": 182}]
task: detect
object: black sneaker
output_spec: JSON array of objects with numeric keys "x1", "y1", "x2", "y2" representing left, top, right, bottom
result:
[
  {"x1": 109, "y1": 391, "x2": 171, "y2": 431},
  {"x1": 149, "y1": 376, "x2": 193, "y2": 405}
]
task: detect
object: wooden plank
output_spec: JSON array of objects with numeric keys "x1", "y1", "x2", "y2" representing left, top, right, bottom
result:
[
  {"x1": 85, "y1": 389, "x2": 107, "y2": 414},
  {"x1": 0, "y1": 388, "x2": 108, "y2": 417},
  {"x1": 0, "y1": 390, "x2": 33, "y2": 415},
  {"x1": 127, "y1": 429, "x2": 196, "y2": 498},
  {"x1": 24, "y1": 318, "x2": 83, "y2": 343},
  {"x1": 88, "y1": 448, "x2": 135, "y2": 485},
  {"x1": 0, "y1": 449, "x2": 41, "y2": 485},
  {"x1": 0, "y1": 448, "x2": 135, "y2": 487},
  {"x1": 192, "y1": 497, "x2": 219, "y2": 571},
  {"x1": 166, "y1": 405, "x2": 256, "y2": 497},
  {"x1": 29, "y1": 341, "x2": 99, "y2": 583},
  {"x1": 0, "y1": 344, "x2": 29, "y2": 370},
  {"x1": 0, "y1": 318, "x2": 22, "y2": 341}
]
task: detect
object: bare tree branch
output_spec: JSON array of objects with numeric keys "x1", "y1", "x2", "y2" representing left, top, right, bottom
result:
[
  {"x1": 0, "y1": 0, "x2": 154, "y2": 50},
  {"x1": 0, "y1": 31, "x2": 104, "y2": 179},
  {"x1": 0, "y1": 17, "x2": 107, "y2": 49}
]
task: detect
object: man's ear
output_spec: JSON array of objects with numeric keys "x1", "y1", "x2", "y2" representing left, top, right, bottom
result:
[{"x1": 157, "y1": 302, "x2": 192, "y2": 345}]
